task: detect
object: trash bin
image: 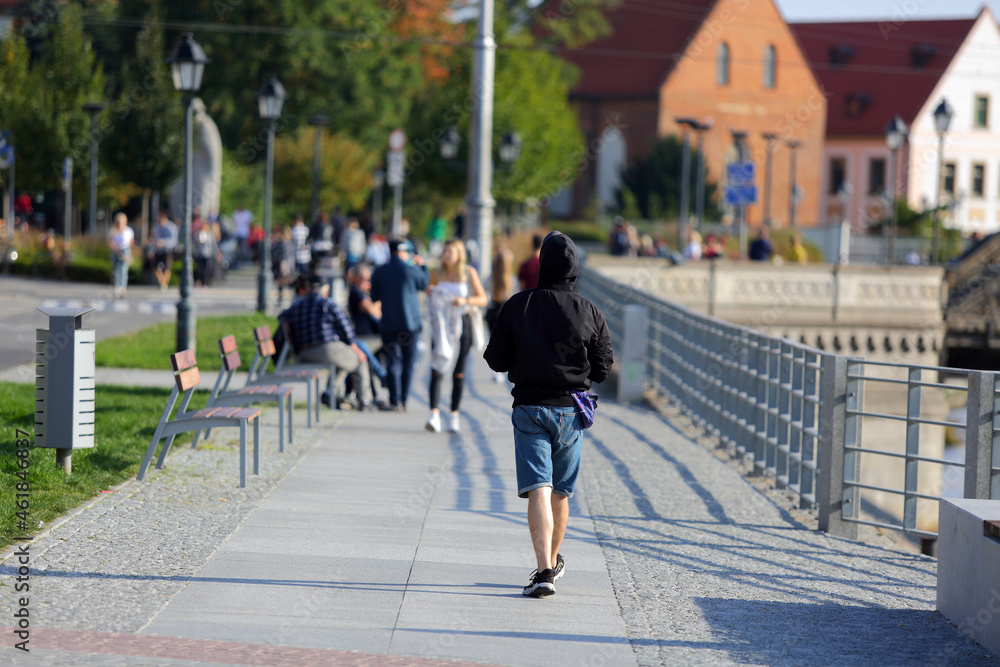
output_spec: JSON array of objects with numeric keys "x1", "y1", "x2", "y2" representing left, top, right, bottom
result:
[{"x1": 35, "y1": 306, "x2": 95, "y2": 474}]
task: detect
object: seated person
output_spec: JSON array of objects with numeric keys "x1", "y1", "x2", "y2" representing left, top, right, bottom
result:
[{"x1": 278, "y1": 273, "x2": 372, "y2": 410}]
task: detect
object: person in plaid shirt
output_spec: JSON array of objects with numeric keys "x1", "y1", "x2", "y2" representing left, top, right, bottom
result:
[{"x1": 278, "y1": 273, "x2": 371, "y2": 409}]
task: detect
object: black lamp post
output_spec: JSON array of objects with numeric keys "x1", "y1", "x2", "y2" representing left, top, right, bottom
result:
[
  {"x1": 441, "y1": 126, "x2": 461, "y2": 161},
  {"x1": 786, "y1": 140, "x2": 802, "y2": 228},
  {"x1": 81, "y1": 102, "x2": 106, "y2": 236},
  {"x1": 676, "y1": 117, "x2": 695, "y2": 251},
  {"x1": 165, "y1": 32, "x2": 209, "y2": 353},
  {"x1": 308, "y1": 113, "x2": 329, "y2": 225},
  {"x1": 931, "y1": 99, "x2": 953, "y2": 264},
  {"x1": 884, "y1": 114, "x2": 909, "y2": 265},
  {"x1": 256, "y1": 75, "x2": 286, "y2": 314},
  {"x1": 761, "y1": 132, "x2": 778, "y2": 226},
  {"x1": 372, "y1": 168, "x2": 385, "y2": 234},
  {"x1": 499, "y1": 131, "x2": 521, "y2": 164}
]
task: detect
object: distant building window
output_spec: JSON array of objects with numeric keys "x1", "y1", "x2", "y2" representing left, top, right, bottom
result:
[
  {"x1": 717, "y1": 43, "x2": 730, "y2": 85},
  {"x1": 868, "y1": 158, "x2": 886, "y2": 195},
  {"x1": 975, "y1": 95, "x2": 989, "y2": 128},
  {"x1": 764, "y1": 45, "x2": 776, "y2": 88},
  {"x1": 973, "y1": 163, "x2": 986, "y2": 197},
  {"x1": 942, "y1": 163, "x2": 955, "y2": 195},
  {"x1": 910, "y1": 44, "x2": 936, "y2": 68},
  {"x1": 828, "y1": 44, "x2": 853, "y2": 67},
  {"x1": 828, "y1": 157, "x2": 846, "y2": 195},
  {"x1": 845, "y1": 93, "x2": 872, "y2": 118}
]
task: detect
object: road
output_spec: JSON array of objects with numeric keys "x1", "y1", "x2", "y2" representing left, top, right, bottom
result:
[{"x1": 0, "y1": 269, "x2": 263, "y2": 371}]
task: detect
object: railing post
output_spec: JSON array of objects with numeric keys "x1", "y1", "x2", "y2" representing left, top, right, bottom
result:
[
  {"x1": 964, "y1": 371, "x2": 999, "y2": 499},
  {"x1": 618, "y1": 304, "x2": 649, "y2": 403},
  {"x1": 818, "y1": 354, "x2": 859, "y2": 539}
]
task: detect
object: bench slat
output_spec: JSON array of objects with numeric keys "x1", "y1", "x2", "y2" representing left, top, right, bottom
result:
[
  {"x1": 219, "y1": 335, "x2": 238, "y2": 354},
  {"x1": 175, "y1": 367, "x2": 201, "y2": 391},
  {"x1": 232, "y1": 407, "x2": 262, "y2": 420},
  {"x1": 171, "y1": 350, "x2": 198, "y2": 373},
  {"x1": 222, "y1": 351, "x2": 241, "y2": 371}
]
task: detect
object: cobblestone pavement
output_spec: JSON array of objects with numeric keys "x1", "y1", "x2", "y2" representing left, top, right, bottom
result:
[
  {"x1": 579, "y1": 399, "x2": 997, "y2": 666},
  {"x1": 1, "y1": 353, "x2": 997, "y2": 665}
]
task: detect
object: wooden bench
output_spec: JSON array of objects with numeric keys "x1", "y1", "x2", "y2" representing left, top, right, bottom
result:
[
  {"x1": 137, "y1": 350, "x2": 262, "y2": 488},
  {"x1": 192, "y1": 335, "x2": 295, "y2": 453},
  {"x1": 246, "y1": 326, "x2": 328, "y2": 426}
]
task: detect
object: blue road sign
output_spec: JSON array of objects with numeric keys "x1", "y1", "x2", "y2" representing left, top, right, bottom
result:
[
  {"x1": 727, "y1": 161, "x2": 755, "y2": 185},
  {"x1": 725, "y1": 185, "x2": 758, "y2": 206}
]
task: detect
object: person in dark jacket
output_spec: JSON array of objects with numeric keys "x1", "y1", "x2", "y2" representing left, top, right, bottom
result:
[
  {"x1": 370, "y1": 238, "x2": 428, "y2": 410},
  {"x1": 484, "y1": 231, "x2": 613, "y2": 598}
]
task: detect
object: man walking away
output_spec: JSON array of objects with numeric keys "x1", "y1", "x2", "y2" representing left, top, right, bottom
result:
[
  {"x1": 370, "y1": 239, "x2": 428, "y2": 411},
  {"x1": 484, "y1": 232, "x2": 613, "y2": 597}
]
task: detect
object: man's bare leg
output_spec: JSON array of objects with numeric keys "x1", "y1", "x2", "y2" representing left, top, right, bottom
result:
[
  {"x1": 527, "y1": 486, "x2": 553, "y2": 572},
  {"x1": 549, "y1": 493, "x2": 569, "y2": 568}
]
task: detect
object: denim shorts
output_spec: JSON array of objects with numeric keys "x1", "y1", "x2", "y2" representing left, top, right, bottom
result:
[{"x1": 512, "y1": 405, "x2": 583, "y2": 499}]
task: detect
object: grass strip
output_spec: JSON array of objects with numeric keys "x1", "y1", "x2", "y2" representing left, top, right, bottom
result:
[
  {"x1": 0, "y1": 382, "x2": 210, "y2": 553},
  {"x1": 95, "y1": 313, "x2": 279, "y2": 371}
]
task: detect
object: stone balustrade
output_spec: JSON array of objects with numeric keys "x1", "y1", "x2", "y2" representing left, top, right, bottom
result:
[{"x1": 589, "y1": 257, "x2": 947, "y2": 365}]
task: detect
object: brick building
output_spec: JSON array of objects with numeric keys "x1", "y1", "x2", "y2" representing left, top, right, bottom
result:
[
  {"x1": 551, "y1": 0, "x2": 826, "y2": 229},
  {"x1": 792, "y1": 10, "x2": 1000, "y2": 240}
]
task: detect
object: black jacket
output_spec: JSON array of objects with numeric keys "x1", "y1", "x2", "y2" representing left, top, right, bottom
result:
[{"x1": 484, "y1": 233, "x2": 613, "y2": 407}]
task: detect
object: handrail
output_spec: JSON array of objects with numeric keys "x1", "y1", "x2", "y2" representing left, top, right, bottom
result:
[{"x1": 579, "y1": 262, "x2": 1000, "y2": 543}]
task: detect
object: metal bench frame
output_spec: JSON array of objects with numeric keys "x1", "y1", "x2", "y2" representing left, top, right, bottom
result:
[
  {"x1": 247, "y1": 326, "x2": 328, "y2": 424},
  {"x1": 137, "y1": 349, "x2": 261, "y2": 488},
  {"x1": 193, "y1": 335, "x2": 295, "y2": 452}
]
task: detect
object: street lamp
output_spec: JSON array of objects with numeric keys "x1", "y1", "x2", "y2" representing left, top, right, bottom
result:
[
  {"x1": 82, "y1": 102, "x2": 106, "y2": 236},
  {"x1": 884, "y1": 114, "x2": 909, "y2": 265},
  {"x1": 931, "y1": 99, "x2": 953, "y2": 264},
  {"x1": 499, "y1": 131, "x2": 521, "y2": 164},
  {"x1": 761, "y1": 132, "x2": 778, "y2": 226},
  {"x1": 786, "y1": 140, "x2": 802, "y2": 228},
  {"x1": 676, "y1": 117, "x2": 695, "y2": 252},
  {"x1": 372, "y1": 168, "x2": 385, "y2": 234},
  {"x1": 441, "y1": 126, "x2": 460, "y2": 160},
  {"x1": 165, "y1": 32, "x2": 209, "y2": 354},
  {"x1": 307, "y1": 113, "x2": 329, "y2": 225},
  {"x1": 692, "y1": 118, "x2": 712, "y2": 228},
  {"x1": 466, "y1": 0, "x2": 497, "y2": 284},
  {"x1": 256, "y1": 75, "x2": 286, "y2": 314}
]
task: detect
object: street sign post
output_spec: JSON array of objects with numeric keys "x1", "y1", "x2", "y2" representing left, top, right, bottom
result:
[
  {"x1": 388, "y1": 129, "x2": 406, "y2": 237},
  {"x1": 726, "y1": 160, "x2": 756, "y2": 260}
]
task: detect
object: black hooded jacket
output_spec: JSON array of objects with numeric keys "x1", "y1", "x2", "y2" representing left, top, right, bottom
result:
[{"x1": 484, "y1": 233, "x2": 613, "y2": 407}]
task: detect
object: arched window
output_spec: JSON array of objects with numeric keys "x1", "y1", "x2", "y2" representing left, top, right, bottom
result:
[
  {"x1": 764, "y1": 45, "x2": 777, "y2": 88},
  {"x1": 717, "y1": 43, "x2": 730, "y2": 85}
]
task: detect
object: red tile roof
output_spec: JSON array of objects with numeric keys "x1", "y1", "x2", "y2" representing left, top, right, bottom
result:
[
  {"x1": 790, "y1": 17, "x2": 976, "y2": 136},
  {"x1": 557, "y1": 0, "x2": 719, "y2": 98}
]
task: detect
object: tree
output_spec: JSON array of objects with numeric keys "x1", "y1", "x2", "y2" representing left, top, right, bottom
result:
[
  {"x1": 111, "y1": 0, "x2": 434, "y2": 151},
  {"x1": 0, "y1": 3, "x2": 105, "y2": 195},
  {"x1": 272, "y1": 127, "x2": 379, "y2": 214},
  {"x1": 402, "y1": 34, "x2": 584, "y2": 209},
  {"x1": 100, "y1": 9, "x2": 184, "y2": 224},
  {"x1": 617, "y1": 136, "x2": 719, "y2": 221}
]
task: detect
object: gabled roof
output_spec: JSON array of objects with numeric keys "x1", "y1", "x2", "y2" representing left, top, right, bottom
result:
[
  {"x1": 790, "y1": 17, "x2": 977, "y2": 136},
  {"x1": 557, "y1": 0, "x2": 719, "y2": 98}
]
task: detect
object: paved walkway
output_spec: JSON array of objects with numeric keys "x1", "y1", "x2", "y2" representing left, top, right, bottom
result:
[{"x1": 1, "y1": 345, "x2": 996, "y2": 665}]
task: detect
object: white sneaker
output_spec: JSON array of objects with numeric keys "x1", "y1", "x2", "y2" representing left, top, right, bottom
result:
[
  {"x1": 448, "y1": 412, "x2": 461, "y2": 433},
  {"x1": 425, "y1": 411, "x2": 441, "y2": 432}
]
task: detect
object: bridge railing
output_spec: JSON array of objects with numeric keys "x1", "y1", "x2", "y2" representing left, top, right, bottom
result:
[{"x1": 578, "y1": 263, "x2": 1000, "y2": 542}]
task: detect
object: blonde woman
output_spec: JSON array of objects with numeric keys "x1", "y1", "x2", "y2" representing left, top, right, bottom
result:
[
  {"x1": 426, "y1": 238, "x2": 488, "y2": 433},
  {"x1": 108, "y1": 212, "x2": 134, "y2": 299}
]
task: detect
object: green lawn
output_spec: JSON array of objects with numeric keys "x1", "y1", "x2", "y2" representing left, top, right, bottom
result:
[
  {"x1": 95, "y1": 313, "x2": 279, "y2": 371},
  {"x1": 0, "y1": 382, "x2": 210, "y2": 552}
]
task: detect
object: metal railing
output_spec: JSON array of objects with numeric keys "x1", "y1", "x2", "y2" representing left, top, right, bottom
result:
[{"x1": 578, "y1": 263, "x2": 1000, "y2": 541}]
